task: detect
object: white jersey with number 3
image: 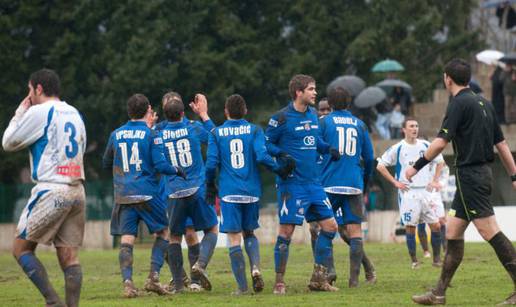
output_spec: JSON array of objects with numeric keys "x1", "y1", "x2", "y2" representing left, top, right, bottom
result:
[
  {"x1": 377, "y1": 139, "x2": 443, "y2": 188},
  {"x1": 2, "y1": 100, "x2": 86, "y2": 184}
]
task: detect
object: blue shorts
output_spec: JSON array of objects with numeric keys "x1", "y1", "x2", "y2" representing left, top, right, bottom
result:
[
  {"x1": 110, "y1": 196, "x2": 168, "y2": 236},
  {"x1": 328, "y1": 193, "x2": 364, "y2": 225},
  {"x1": 277, "y1": 182, "x2": 334, "y2": 225},
  {"x1": 167, "y1": 199, "x2": 194, "y2": 228},
  {"x1": 168, "y1": 188, "x2": 218, "y2": 235},
  {"x1": 219, "y1": 201, "x2": 260, "y2": 233}
]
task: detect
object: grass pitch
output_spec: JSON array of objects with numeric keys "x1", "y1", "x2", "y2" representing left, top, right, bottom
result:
[{"x1": 0, "y1": 242, "x2": 513, "y2": 306}]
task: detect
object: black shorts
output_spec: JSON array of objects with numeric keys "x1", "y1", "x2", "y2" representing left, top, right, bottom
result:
[{"x1": 451, "y1": 164, "x2": 494, "y2": 221}]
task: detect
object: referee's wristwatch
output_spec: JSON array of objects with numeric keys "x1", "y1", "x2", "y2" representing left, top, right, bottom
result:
[{"x1": 511, "y1": 174, "x2": 516, "y2": 182}]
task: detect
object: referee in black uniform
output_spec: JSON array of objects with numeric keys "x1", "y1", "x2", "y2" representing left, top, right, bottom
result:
[{"x1": 406, "y1": 58, "x2": 516, "y2": 305}]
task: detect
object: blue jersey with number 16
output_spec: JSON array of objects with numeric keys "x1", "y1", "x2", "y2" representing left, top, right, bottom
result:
[{"x1": 319, "y1": 110, "x2": 374, "y2": 194}]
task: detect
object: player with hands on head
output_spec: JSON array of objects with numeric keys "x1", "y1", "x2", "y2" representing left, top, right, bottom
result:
[{"x1": 3, "y1": 69, "x2": 87, "y2": 307}]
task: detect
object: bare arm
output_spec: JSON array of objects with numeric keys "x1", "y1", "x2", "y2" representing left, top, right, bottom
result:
[
  {"x1": 376, "y1": 163, "x2": 408, "y2": 191},
  {"x1": 496, "y1": 140, "x2": 516, "y2": 176}
]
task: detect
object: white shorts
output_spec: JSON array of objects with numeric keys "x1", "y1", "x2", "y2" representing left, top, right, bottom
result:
[
  {"x1": 17, "y1": 182, "x2": 85, "y2": 247},
  {"x1": 398, "y1": 188, "x2": 439, "y2": 226},
  {"x1": 429, "y1": 191, "x2": 445, "y2": 218}
]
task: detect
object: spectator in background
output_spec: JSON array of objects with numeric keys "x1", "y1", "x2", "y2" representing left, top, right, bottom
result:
[
  {"x1": 389, "y1": 103, "x2": 405, "y2": 139},
  {"x1": 374, "y1": 98, "x2": 393, "y2": 139},
  {"x1": 391, "y1": 86, "x2": 412, "y2": 115},
  {"x1": 496, "y1": 2, "x2": 516, "y2": 30},
  {"x1": 503, "y1": 65, "x2": 516, "y2": 124},
  {"x1": 492, "y1": 65, "x2": 506, "y2": 124},
  {"x1": 317, "y1": 97, "x2": 331, "y2": 118}
]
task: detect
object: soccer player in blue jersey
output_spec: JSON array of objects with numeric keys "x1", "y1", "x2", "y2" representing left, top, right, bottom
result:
[
  {"x1": 266, "y1": 74, "x2": 341, "y2": 294},
  {"x1": 319, "y1": 86, "x2": 376, "y2": 287},
  {"x1": 103, "y1": 94, "x2": 184, "y2": 297},
  {"x1": 157, "y1": 92, "x2": 216, "y2": 291},
  {"x1": 205, "y1": 94, "x2": 295, "y2": 294},
  {"x1": 159, "y1": 96, "x2": 219, "y2": 293}
]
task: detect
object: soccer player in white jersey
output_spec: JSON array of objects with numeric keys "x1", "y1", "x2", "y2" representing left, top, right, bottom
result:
[
  {"x1": 376, "y1": 117, "x2": 444, "y2": 268},
  {"x1": 2, "y1": 69, "x2": 86, "y2": 307}
]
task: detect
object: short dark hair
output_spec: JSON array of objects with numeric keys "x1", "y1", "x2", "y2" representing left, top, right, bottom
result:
[
  {"x1": 164, "y1": 99, "x2": 184, "y2": 122},
  {"x1": 444, "y1": 58, "x2": 471, "y2": 86},
  {"x1": 127, "y1": 94, "x2": 150, "y2": 119},
  {"x1": 289, "y1": 74, "x2": 315, "y2": 100},
  {"x1": 327, "y1": 87, "x2": 351, "y2": 110},
  {"x1": 162, "y1": 91, "x2": 182, "y2": 108},
  {"x1": 225, "y1": 94, "x2": 247, "y2": 119},
  {"x1": 29, "y1": 69, "x2": 60, "y2": 97},
  {"x1": 402, "y1": 116, "x2": 418, "y2": 128}
]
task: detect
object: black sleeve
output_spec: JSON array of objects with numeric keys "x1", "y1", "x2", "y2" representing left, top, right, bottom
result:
[
  {"x1": 491, "y1": 106, "x2": 505, "y2": 145},
  {"x1": 437, "y1": 99, "x2": 462, "y2": 141}
]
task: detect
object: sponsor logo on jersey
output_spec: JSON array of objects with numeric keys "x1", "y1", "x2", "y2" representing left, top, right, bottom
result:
[
  {"x1": 57, "y1": 162, "x2": 81, "y2": 177},
  {"x1": 268, "y1": 118, "x2": 278, "y2": 127},
  {"x1": 303, "y1": 136, "x2": 315, "y2": 146}
]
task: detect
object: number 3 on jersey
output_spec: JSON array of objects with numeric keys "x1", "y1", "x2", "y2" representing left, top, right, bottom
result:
[
  {"x1": 336, "y1": 127, "x2": 357, "y2": 156},
  {"x1": 165, "y1": 139, "x2": 193, "y2": 168}
]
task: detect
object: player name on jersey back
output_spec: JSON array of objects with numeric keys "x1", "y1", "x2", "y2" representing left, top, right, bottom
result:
[
  {"x1": 115, "y1": 130, "x2": 146, "y2": 140},
  {"x1": 332, "y1": 116, "x2": 357, "y2": 126},
  {"x1": 218, "y1": 125, "x2": 251, "y2": 137},
  {"x1": 162, "y1": 128, "x2": 188, "y2": 140}
]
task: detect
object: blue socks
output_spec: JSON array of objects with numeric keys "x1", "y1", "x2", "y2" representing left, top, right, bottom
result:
[
  {"x1": 315, "y1": 230, "x2": 336, "y2": 267},
  {"x1": 150, "y1": 237, "x2": 169, "y2": 275},
  {"x1": 167, "y1": 243, "x2": 184, "y2": 290},
  {"x1": 349, "y1": 237, "x2": 364, "y2": 283},
  {"x1": 274, "y1": 236, "x2": 290, "y2": 273},
  {"x1": 18, "y1": 252, "x2": 60, "y2": 305},
  {"x1": 244, "y1": 234, "x2": 260, "y2": 271},
  {"x1": 406, "y1": 233, "x2": 417, "y2": 262},
  {"x1": 431, "y1": 231, "x2": 442, "y2": 261},
  {"x1": 119, "y1": 243, "x2": 134, "y2": 282},
  {"x1": 64, "y1": 264, "x2": 82, "y2": 307},
  {"x1": 229, "y1": 246, "x2": 248, "y2": 291},
  {"x1": 198, "y1": 232, "x2": 218, "y2": 268}
]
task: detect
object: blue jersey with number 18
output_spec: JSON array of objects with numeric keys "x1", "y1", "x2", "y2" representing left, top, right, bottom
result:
[
  {"x1": 205, "y1": 119, "x2": 279, "y2": 203},
  {"x1": 102, "y1": 121, "x2": 177, "y2": 204},
  {"x1": 159, "y1": 120, "x2": 209, "y2": 198},
  {"x1": 319, "y1": 110, "x2": 374, "y2": 194}
]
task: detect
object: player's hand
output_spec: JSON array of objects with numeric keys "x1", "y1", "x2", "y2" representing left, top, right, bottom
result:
[
  {"x1": 205, "y1": 181, "x2": 218, "y2": 205},
  {"x1": 174, "y1": 166, "x2": 187, "y2": 180},
  {"x1": 405, "y1": 166, "x2": 418, "y2": 182},
  {"x1": 274, "y1": 161, "x2": 296, "y2": 180},
  {"x1": 278, "y1": 152, "x2": 296, "y2": 170},
  {"x1": 329, "y1": 147, "x2": 341, "y2": 161},
  {"x1": 394, "y1": 180, "x2": 409, "y2": 192},
  {"x1": 15, "y1": 94, "x2": 32, "y2": 117},
  {"x1": 189, "y1": 93, "x2": 209, "y2": 121},
  {"x1": 426, "y1": 180, "x2": 441, "y2": 192}
]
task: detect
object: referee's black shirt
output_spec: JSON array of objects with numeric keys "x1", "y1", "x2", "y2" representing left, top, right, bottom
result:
[{"x1": 437, "y1": 88, "x2": 504, "y2": 167}]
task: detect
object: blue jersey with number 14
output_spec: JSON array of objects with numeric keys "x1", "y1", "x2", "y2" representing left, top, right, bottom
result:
[
  {"x1": 102, "y1": 121, "x2": 177, "y2": 204},
  {"x1": 319, "y1": 110, "x2": 374, "y2": 194}
]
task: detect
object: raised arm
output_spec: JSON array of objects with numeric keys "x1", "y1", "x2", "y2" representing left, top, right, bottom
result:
[
  {"x1": 2, "y1": 98, "x2": 48, "y2": 152},
  {"x1": 205, "y1": 132, "x2": 220, "y2": 183}
]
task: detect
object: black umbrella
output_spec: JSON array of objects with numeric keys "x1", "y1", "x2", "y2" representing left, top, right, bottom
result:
[
  {"x1": 327, "y1": 75, "x2": 366, "y2": 97},
  {"x1": 500, "y1": 53, "x2": 516, "y2": 65},
  {"x1": 354, "y1": 86, "x2": 387, "y2": 108},
  {"x1": 376, "y1": 79, "x2": 412, "y2": 95}
]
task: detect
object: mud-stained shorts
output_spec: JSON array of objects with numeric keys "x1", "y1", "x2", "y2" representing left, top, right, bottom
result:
[{"x1": 16, "y1": 183, "x2": 85, "y2": 247}]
